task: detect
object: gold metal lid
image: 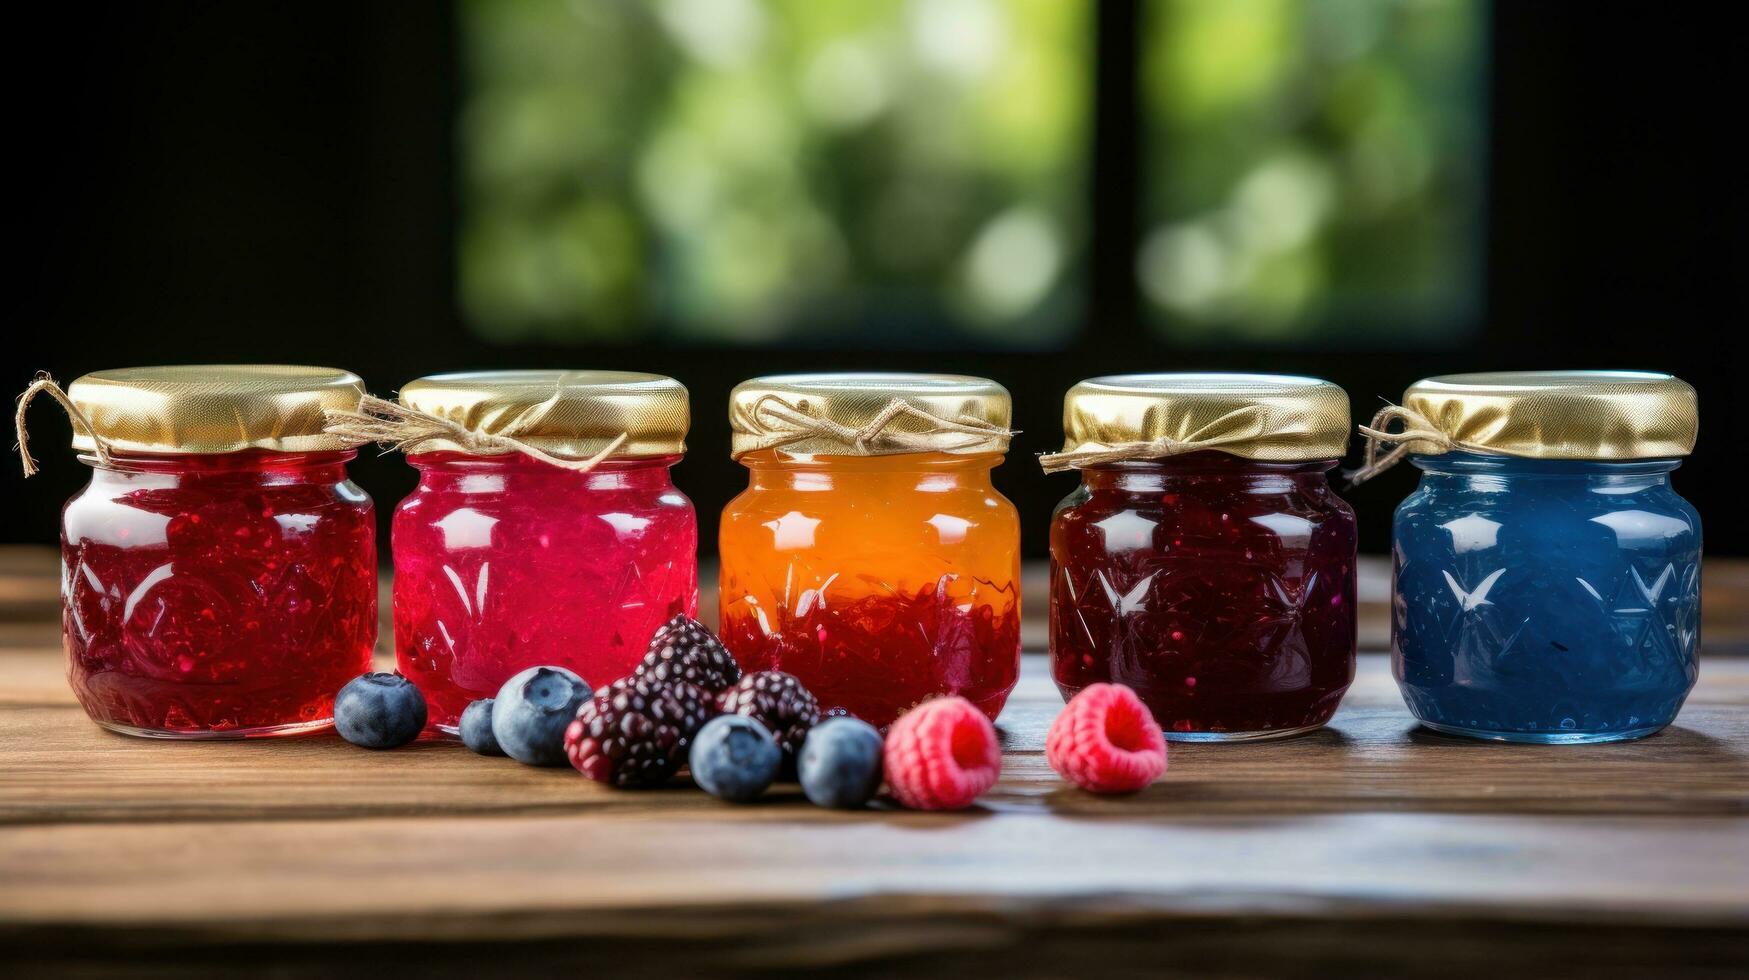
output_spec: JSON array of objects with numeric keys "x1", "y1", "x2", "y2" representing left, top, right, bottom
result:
[
  {"x1": 65, "y1": 365, "x2": 366, "y2": 455},
  {"x1": 1396, "y1": 370, "x2": 1698, "y2": 459},
  {"x1": 1048, "y1": 373, "x2": 1351, "y2": 469},
  {"x1": 730, "y1": 373, "x2": 1013, "y2": 458},
  {"x1": 397, "y1": 370, "x2": 689, "y2": 458}
]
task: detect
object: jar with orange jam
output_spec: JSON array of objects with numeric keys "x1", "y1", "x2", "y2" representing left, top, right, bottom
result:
[{"x1": 718, "y1": 374, "x2": 1021, "y2": 727}]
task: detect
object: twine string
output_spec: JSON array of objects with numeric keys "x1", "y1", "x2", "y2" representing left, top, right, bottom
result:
[
  {"x1": 1346, "y1": 403, "x2": 1492, "y2": 486},
  {"x1": 1037, "y1": 405, "x2": 1270, "y2": 473},
  {"x1": 746, "y1": 394, "x2": 1013, "y2": 455},
  {"x1": 323, "y1": 394, "x2": 628, "y2": 472},
  {"x1": 15, "y1": 373, "x2": 112, "y2": 477}
]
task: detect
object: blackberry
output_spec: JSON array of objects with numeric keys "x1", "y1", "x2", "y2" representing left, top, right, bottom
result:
[
  {"x1": 636, "y1": 615, "x2": 742, "y2": 693},
  {"x1": 565, "y1": 675, "x2": 714, "y2": 788},
  {"x1": 717, "y1": 670, "x2": 820, "y2": 763}
]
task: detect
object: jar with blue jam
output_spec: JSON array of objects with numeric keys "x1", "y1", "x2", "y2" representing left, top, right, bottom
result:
[{"x1": 1373, "y1": 371, "x2": 1701, "y2": 743}]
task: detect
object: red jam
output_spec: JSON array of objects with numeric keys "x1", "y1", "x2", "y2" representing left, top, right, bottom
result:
[
  {"x1": 718, "y1": 579, "x2": 1023, "y2": 727},
  {"x1": 393, "y1": 453, "x2": 698, "y2": 729},
  {"x1": 1049, "y1": 454, "x2": 1357, "y2": 739},
  {"x1": 61, "y1": 451, "x2": 377, "y2": 737}
]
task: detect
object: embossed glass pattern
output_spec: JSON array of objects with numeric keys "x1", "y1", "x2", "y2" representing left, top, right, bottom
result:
[
  {"x1": 62, "y1": 450, "x2": 377, "y2": 737},
  {"x1": 1393, "y1": 455, "x2": 1701, "y2": 743},
  {"x1": 394, "y1": 453, "x2": 698, "y2": 729},
  {"x1": 1050, "y1": 454, "x2": 1358, "y2": 740},
  {"x1": 719, "y1": 451, "x2": 1022, "y2": 728}
]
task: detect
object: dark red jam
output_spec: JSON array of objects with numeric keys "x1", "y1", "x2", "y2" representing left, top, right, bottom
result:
[
  {"x1": 61, "y1": 451, "x2": 377, "y2": 736},
  {"x1": 1049, "y1": 454, "x2": 1357, "y2": 739}
]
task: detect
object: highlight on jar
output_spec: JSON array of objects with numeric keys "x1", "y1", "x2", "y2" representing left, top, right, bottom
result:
[
  {"x1": 1353, "y1": 371, "x2": 1702, "y2": 744},
  {"x1": 718, "y1": 373, "x2": 1023, "y2": 728},
  {"x1": 327, "y1": 370, "x2": 700, "y2": 733},
  {"x1": 14, "y1": 366, "x2": 378, "y2": 738},
  {"x1": 1041, "y1": 374, "x2": 1360, "y2": 742}
]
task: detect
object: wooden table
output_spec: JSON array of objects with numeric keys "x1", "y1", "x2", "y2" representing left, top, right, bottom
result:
[{"x1": 2, "y1": 548, "x2": 1746, "y2": 977}]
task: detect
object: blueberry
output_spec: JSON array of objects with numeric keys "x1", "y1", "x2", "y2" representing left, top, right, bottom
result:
[
  {"x1": 334, "y1": 673, "x2": 426, "y2": 749},
  {"x1": 798, "y1": 717, "x2": 884, "y2": 809},
  {"x1": 459, "y1": 698, "x2": 503, "y2": 756},
  {"x1": 690, "y1": 715, "x2": 782, "y2": 803},
  {"x1": 491, "y1": 666, "x2": 590, "y2": 767}
]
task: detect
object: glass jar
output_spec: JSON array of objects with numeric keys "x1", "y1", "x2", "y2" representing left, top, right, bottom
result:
[
  {"x1": 34, "y1": 366, "x2": 376, "y2": 738},
  {"x1": 1383, "y1": 372, "x2": 1702, "y2": 743},
  {"x1": 719, "y1": 374, "x2": 1020, "y2": 727},
  {"x1": 1044, "y1": 374, "x2": 1358, "y2": 740},
  {"x1": 388, "y1": 371, "x2": 697, "y2": 730}
]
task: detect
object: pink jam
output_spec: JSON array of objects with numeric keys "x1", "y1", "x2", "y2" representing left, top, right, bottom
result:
[
  {"x1": 62, "y1": 450, "x2": 377, "y2": 737},
  {"x1": 393, "y1": 453, "x2": 698, "y2": 728}
]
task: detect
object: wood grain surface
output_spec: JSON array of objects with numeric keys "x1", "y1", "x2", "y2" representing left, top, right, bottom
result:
[{"x1": 1, "y1": 547, "x2": 1745, "y2": 977}]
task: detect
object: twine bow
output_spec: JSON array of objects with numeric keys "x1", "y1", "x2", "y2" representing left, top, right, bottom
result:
[
  {"x1": 743, "y1": 394, "x2": 1013, "y2": 456},
  {"x1": 324, "y1": 394, "x2": 627, "y2": 472},
  {"x1": 14, "y1": 373, "x2": 112, "y2": 476},
  {"x1": 1347, "y1": 403, "x2": 1492, "y2": 486},
  {"x1": 1037, "y1": 405, "x2": 1272, "y2": 473}
]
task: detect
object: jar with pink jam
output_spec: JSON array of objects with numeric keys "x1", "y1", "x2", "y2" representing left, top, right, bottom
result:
[{"x1": 387, "y1": 371, "x2": 698, "y2": 730}]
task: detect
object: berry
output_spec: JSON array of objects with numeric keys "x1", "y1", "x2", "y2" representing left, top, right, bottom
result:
[
  {"x1": 458, "y1": 698, "x2": 503, "y2": 756},
  {"x1": 1046, "y1": 683, "x2": 1167, "y2": 794},
  {"x1": 491, "y1": 666, "x2": 591, "y2": 767},
  {"x1": 883, "y1": 696, "x2": 1000, "y2": 810},
  {"x1": 798, "y1": 717, "x2": 884, "y2": 809},
  {"x1": 636, "y1": 615, "x2": 742, "y2": 693},
  {"x1": 566, "y1": 675, "x2": 714, "y2": 787},
  {"x1": 717, "y1": 670, "x2": 820, "y2": 764},
  {"x1": 334, "y1": 673, "x2": 426, "y2": 749},
  {"x1": 689, "y1": 715, "x2": 782, "y2": 803}
]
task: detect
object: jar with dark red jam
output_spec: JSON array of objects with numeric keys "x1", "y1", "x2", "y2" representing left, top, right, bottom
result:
[
  {"x1": 389, "y1": 371, "x2": 698, "y2": 731},
  {"x1": 1045, "y1": 374, "x2": 1358, "y2": 740},
  {"x1": 29, "y1": 366, "x2": 377, "y2": 738},
  {"x1": 719, "y1": 374, "x2": 1021, "y2": 728}
]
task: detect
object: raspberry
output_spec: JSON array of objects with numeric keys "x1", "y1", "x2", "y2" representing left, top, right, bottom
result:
[
  {"x1": 637, "y1": 615, "x2": 742, "y2": 693},
  {"x1": 565, "y1": 675, "x2": 714, "y2": 788},
  {"x1": 1046, "y1": 683, "x2": 1167, "y2": 794},
  {"x1": 883, "y1": 696, "x2": 1001, "y2": 810},
  {"x1": 716, "y1": 670, "x2": 820, "y2": 762}
]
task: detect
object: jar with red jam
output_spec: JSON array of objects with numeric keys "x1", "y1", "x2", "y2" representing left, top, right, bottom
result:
[
  {"x1": 1044, "y1": 374, "x2": 1358, "y2": 740},
  {"x1": 718, "y1": 374, "x2": 1021, "y2": 728},
  {"x1": 22, "y1": 366, "x2": 377, "y2": 738},
  {"x1": 388, "y1": 371, "x2": 698, "y2": 730}
]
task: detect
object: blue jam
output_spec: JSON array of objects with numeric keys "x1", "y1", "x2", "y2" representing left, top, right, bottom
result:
[{"x1": 1392, "y1": 455, "x2": 1701, "y2": 743}]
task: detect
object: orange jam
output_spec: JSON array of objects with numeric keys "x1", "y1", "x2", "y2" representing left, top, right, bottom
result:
[{"x1": 719, "y1": 450, "x2": 1021, "y2": 727}]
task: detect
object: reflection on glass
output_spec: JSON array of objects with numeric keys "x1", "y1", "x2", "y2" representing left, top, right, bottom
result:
[
  {"x1": 1140, "y1": 0, "x2": 1486, "y2": 341},
  {"x1": 458, "y1": 0, "x2": 1089, "y2": 347}
]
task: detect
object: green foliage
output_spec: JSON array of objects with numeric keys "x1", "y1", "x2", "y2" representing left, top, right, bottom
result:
[
  {"x1": 459, "y1": 0, "x2": 1089, "y2": 346},
  {"x1": 1139, "y1": 0, "x2": 1485, "y2": 341},
  {"x1": 458, "y1": 0, "x2": 1483, "y2": 347}
]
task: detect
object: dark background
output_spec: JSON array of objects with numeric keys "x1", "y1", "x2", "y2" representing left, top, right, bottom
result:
[{"x1": 9, "y1": 1, "x2": 1745, "y2": 557}]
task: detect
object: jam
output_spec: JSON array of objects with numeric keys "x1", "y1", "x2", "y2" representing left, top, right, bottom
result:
[
  {"x1": 719, "y1": 450, "x2": 1022, "y2": 727},
  {"x1": 61, "y1": 451, "x2": 377, "y2": 737},
  {"x1": 394, "y1": 453, "x2": 698, "y2": 728},
  {"x1": 1394, "y1": 455, "x2": 1701, "y2": 742},
  {"x1": 1050, "y1": 454, "x2": 1357, "y2": 739}
]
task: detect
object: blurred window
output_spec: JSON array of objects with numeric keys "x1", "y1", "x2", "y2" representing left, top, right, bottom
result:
[
  {"x1": 458, "y1": 0, "x2": 1090, "y2": 348},
  {"x1": 458, "y1": 0, "x2": 1485, "y2": 349},
  {"x1": 1140, "y1": 0, "x2": 1487, "y2": 342}
]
